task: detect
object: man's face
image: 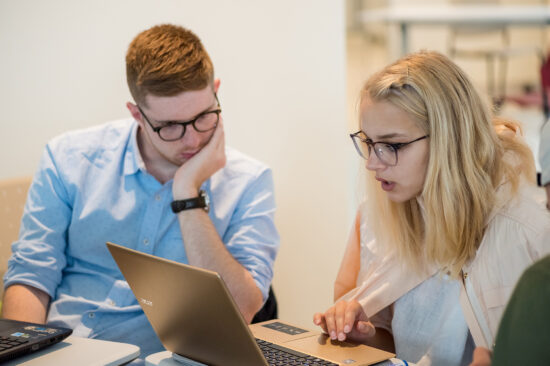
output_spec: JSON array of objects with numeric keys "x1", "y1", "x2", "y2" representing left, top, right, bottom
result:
[{"x1": 132, "y1": 84, "x2": 221, "y2": 169}]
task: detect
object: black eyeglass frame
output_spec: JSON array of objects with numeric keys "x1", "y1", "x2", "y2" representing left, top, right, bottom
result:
[
  {"x1": 137, "y1": 94, "x2": 222, "y2": 142},
  {"x1": 350, "y1": 130, "x2": 429, "y2": 166}
]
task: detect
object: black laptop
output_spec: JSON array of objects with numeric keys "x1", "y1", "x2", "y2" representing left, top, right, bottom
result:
[{"x1": 0, "y1": 318, "x2": 72, "y2": 362}]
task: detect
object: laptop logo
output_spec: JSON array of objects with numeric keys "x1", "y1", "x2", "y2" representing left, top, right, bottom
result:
[{"x1": 140, "y1": 298, "x2": 153, "y2": 307}]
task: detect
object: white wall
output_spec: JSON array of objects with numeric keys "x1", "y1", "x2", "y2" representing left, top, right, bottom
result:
[{"x1": 0, "y1": 1, "x2": 352, "y2": 328}]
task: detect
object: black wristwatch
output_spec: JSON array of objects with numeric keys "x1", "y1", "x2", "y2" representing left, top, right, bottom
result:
[{"x1": 171, "y1": 190, "x2": 209, "y2": 213}]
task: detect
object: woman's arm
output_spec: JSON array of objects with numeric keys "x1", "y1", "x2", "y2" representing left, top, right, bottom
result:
[{"x1": 334, "y1": 210, "x2": 362, "y2": 301}]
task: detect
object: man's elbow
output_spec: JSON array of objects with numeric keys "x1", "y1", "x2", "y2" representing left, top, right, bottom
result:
[{"x1": 241, "y1": 287, "x2": 264, "y2": 324}]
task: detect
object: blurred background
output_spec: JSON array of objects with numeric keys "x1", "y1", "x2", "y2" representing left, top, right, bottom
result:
[
  {"x1": 1, "y1": 0, "x2": 548, "y2": 329},
  {"x1": 347, "y1": 0, "x2": 550, "y2": 173}
]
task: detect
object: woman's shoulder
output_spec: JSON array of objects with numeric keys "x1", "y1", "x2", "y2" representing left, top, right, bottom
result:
[
  {"x1": 474, "y1": 183, "x2": 550, "y2": 273},
  {"x1": 491, "y1": 183, "x2": 550, "y2": 237}
]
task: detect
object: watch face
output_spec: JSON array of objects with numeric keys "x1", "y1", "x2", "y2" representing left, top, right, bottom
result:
[{"x1": 200, "y1": 190, "x2": 210, "y2": 212}]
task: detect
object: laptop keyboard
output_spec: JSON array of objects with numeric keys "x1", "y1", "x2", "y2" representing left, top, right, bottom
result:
[
  {"x1": 0, "y1": 336, "x2": 29, "y2": 351},
  {"x1": 256, "y1": 338, "x2": 338, "y2": 366}
]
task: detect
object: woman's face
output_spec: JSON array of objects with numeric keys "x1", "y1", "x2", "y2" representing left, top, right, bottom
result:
[{"x1": 360, "y1": 99, "x2": 430, "y2": 203}]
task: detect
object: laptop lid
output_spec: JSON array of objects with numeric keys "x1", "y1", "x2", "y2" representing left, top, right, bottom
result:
[
  {"x1": 106, "y1": 242, "x2": 268, "y2": 366},
  {"x1": 0, "y1": 319, "x2": 72, "y2": 362}
]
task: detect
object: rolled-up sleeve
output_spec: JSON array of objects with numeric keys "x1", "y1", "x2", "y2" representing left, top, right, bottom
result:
[
  {"x1": 4, "y1": 144, "x2": 71, "y2": 297},
  {"x1": 222, "y1": 168, "x2": 279, "y2": 302}
]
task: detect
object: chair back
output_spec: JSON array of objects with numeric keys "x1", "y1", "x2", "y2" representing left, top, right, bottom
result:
[{"x1": 0, "y1": 177, "x2": 32, "y2": 298}]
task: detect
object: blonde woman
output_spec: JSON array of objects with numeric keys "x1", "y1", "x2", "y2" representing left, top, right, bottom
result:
[{"x1": 313, "y1": 51, "x2": 550, "y2": 365}]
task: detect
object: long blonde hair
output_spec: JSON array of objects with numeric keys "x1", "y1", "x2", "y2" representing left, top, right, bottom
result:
[{"x1": 361, "y1": 51, "x2": 535, "y2": 277}]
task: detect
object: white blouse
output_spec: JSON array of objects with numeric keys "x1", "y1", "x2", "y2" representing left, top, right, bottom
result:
[{"x1": 391, "y1": 272, "x2": 474, "y2": 365}]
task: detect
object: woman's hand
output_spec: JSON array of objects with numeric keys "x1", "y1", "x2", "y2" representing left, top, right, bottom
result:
[{"x1": 313, "y1": 299, "x2": 376, "y2": 343}]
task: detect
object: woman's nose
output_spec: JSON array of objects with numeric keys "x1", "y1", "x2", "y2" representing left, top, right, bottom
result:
[{"x1": 365, "y1": 152, "x2": 385, "y2": 171}]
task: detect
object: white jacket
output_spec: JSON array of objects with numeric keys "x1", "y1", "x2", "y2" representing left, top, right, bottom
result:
[{"x1": 338, "y1": 183, "x2": 550, "y2": 348}]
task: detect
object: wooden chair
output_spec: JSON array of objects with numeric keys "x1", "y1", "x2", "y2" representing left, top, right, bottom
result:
[{"x1": 0, "y1": 177, "x2": 32, "y2": 299}]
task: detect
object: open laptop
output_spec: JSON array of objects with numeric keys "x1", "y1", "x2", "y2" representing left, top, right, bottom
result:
[
  {"x1": 106, "y1": 242, "x2": 394, "y2": 366},
  {"x1": 0, "y1": 318, "x2": 72, "y2": 362}
]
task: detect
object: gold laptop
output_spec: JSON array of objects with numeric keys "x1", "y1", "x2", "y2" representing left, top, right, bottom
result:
[{"x1": 106, "y1": 242, "x2": 394, "y2": 366}]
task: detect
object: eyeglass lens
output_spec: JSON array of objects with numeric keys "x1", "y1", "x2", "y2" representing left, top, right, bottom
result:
[
  {"x1": 352, "y1": 136, "x2": 397, "y2": 165},
  {"x1": 158, "y1": 111, "x2": 219, "y2": 141}
]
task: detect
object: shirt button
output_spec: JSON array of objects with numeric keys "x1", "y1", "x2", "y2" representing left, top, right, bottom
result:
[
  {"x1": 108, "y1": 300, "x2": 116, "y2": 306},
  {"x1": 143, "y1": 238, "x2": 149, "y2": 245},
  {"x1": 88, "y1": 312, "x2": 95, "y2": 318},
  {"x1": 155, "y1": 194, "x2": 161, "y2": 201}
]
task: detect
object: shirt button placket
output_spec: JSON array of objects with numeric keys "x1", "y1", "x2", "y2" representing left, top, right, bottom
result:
[{"x1": 139, "y1": 189, "x2": 165, "y2": 253}]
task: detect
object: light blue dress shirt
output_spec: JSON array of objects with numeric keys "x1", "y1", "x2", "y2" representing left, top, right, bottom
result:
[{"x1": 4, "y1": 119, "x2": 279, "y2": 362}]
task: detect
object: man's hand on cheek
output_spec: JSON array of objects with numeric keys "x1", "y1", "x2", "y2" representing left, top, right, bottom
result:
[{"x1": 173, "y1": 119, "x2": 226, "y2": 199}]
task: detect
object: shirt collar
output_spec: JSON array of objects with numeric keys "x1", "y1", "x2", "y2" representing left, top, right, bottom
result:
[{"x1": 123, "y1": 121, "x2": 146, "y2": 176}]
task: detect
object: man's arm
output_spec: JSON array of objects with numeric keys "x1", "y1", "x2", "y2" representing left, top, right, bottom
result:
[
  {"x1": 176, "y1": 209, "x2": 263, "y2": 322},
  {"x1": 172, "y1": 120, "x2": 269, "y2": 322},
  {"x1": 4, "y1": 143, "x2": 72, "y2": 323},
  {"x1": 2, "y1": 284, "x2": 50, "y2": 323}
]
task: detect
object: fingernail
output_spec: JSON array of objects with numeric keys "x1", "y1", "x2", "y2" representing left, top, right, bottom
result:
[
  {"x1": 344, "y1": 325, "x2": 350, "y2": 333},
  {"x1": 330, "y1": 331, "x2": 337, "y2": 340},
  {"x1": 338, "y1": 332, "x2": 345, "y2": 341}
]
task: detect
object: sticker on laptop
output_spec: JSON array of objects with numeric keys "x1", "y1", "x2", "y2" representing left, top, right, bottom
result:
[
  {"x1": 10, "y1": 332, "x2": 31, "y2": 338},
  {"x1": 24, "y1": 326, "x2": 59, "y2": 334}
]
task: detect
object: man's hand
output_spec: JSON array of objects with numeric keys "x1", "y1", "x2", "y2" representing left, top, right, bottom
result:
[
  {"x1": 173, "y1": 119, "x2": 226, "y2": 199},
  {"x1": 313, "y1": 299, "x2": 376, "y2": 343},
  {"x1": 469, "y1": 347, "x2": 492, "y2": 366}
]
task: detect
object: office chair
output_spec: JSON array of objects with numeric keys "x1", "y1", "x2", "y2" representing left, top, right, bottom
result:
[
  {"x1": 251, "y1": 286, "x2": 278, "y2": 323},
  {"x1": 0, "y1": 176, "x2": 32, "y2": 300}
]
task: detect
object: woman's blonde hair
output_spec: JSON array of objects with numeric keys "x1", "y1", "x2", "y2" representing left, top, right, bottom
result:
[{"x1": 361, "y1": 51, "x2": 535, "y2": 277}]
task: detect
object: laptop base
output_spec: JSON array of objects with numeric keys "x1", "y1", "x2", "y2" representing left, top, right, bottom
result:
[{"x1": 171, "y1": 353, "x2": 207, "y2": 366}]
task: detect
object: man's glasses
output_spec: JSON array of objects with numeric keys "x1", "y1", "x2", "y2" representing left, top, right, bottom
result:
[
  {"x1": 138, "y1": 94, "x2": 222, "y2": 142},
  {"x1": 350, "y1": 130, "x2": 428, "y2": 166}
]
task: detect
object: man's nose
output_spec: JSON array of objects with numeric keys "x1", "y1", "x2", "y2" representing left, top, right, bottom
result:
[{"x1": 180, "y1": 127, "x2": 202, "y2": 148}]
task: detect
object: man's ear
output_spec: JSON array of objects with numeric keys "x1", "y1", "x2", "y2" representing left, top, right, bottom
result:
[
  {"x1": 213, "y1": 78, "x2": 221, "y2": 93},
  {"x1": 127, "y1": 102, "x2": 143, "y2": 123}
]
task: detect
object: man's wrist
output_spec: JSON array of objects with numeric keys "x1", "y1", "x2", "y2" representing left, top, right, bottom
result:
[
  {"x1": 172, "y1": 186, "x2": 200, "y2": 201},
  {"x1": 171, "y1": 190, "x2": 209, "y2": 213}
]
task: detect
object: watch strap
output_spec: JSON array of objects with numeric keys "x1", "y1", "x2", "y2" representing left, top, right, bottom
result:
[{"x1": 171, "y1": 190, "x2": 208, "y2": 213}]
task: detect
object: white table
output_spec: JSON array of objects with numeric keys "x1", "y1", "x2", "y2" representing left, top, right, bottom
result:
[
  {"x1": 4, "y1": 335, "x2": 140, "y2": 366},
  {"x1": 360, "y1": 5, "x2": 550, "y2": 55}
]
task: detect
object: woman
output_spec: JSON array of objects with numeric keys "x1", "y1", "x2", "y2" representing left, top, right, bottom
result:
[{"x1": 313, "y1": 51, "x2": 550, "y2": 365}]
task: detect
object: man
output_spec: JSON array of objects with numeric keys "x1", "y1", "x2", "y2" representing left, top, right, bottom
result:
[{"x1": 2, "y1": 24, "x2": 279, "y2": 361}]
